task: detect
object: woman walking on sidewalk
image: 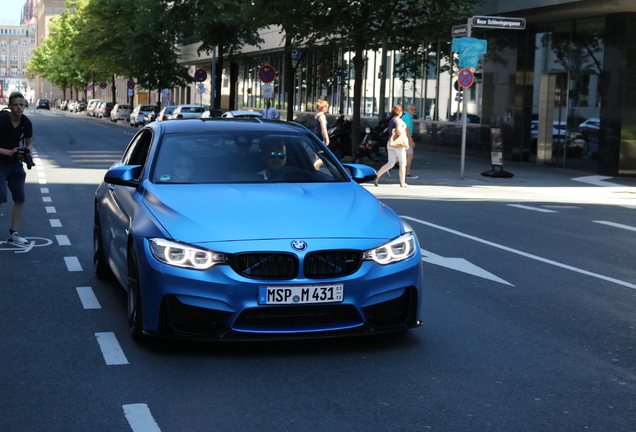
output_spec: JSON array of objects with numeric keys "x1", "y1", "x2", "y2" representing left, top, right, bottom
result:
[{"x1": 374, "y1": 104, "x2": 409, "y2": 187}]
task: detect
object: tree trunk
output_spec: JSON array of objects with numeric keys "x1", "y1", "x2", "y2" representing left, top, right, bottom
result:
[
  {"x1": 351, "y1": 42, "x2": 366, "y2": 155},
  {"x1": 215, "y1": 45, "x2": 225, "y2": 110},
  {"x1": 284, "y1": 35, "x2": 294, "y2": 121}
]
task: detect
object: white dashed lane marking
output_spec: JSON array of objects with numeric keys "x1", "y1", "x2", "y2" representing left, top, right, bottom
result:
[
  {"x1": 593, "y1": 221, "x2": 636, "y2": 232},
  {"x1": 123, "y1": 404, "x2": 161, "y2": 432},
  {"x1": 64, "y1": 256, "x2": 82, "y2": 271},
  {"x1": 507, "y1": 204, "x2": 557, "y2": 213},
  {"x1": 76, "y1": 287, "x2": 101, "y2": 309},
  {"x1": 95, "y1": 332, "x2": 129, "y2": 365}
]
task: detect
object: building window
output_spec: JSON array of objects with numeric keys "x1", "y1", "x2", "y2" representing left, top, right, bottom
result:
[
  {"x1": 0, "y1": 40, "x2": 6, "y2": 47},
  {"x1": 22, "y1": 40, "x2": 27, "y2": 48}
]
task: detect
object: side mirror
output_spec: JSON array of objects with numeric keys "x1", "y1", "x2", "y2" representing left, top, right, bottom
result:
[
  {"x1": 104, "y1": 165, "x2": 143, "y2": 188},
  {"x1": 341, "y1": 163, "x2": 377, "y2": 184}
]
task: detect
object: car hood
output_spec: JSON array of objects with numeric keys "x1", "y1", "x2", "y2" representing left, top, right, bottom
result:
[{"x1": 142, "y1": 183, "x2": 401, "y2": 244}]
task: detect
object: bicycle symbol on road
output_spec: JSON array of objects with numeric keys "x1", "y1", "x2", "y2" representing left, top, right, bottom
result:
[{"x1": 0, "y1": 237, "x2": 53, "y2": 254}]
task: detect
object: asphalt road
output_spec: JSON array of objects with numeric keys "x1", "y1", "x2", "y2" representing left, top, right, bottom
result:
[{"x1": 1, "y1": 108, "x2": 635, "y2": 432}]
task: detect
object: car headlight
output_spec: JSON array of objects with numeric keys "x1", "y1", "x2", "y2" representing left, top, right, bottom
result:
[
  {"x1": 363, "y1": 232, "x2": 417, "y2": 265},
  {"x1": 149, "y1": 238, "x2": 226, "y2": 270}
]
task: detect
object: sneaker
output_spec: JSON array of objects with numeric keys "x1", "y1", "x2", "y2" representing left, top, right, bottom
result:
[
  {"x1": 8, "y1": 231, "x2": 28, "y2": 245},
  {"x1": 406, "y1": 174, "x2": 419, "y2": 179}
]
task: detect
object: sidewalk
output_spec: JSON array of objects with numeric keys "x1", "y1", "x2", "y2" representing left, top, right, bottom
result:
[{"x1": 371, "y1": 148, "x2": 636, "y2": 189}]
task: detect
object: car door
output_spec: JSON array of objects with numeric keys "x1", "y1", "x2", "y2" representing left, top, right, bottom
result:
[{"x1": 105, "y1": 129, "x2": 154, "y2": 276}]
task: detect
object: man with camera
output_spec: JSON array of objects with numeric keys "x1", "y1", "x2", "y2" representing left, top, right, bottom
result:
[{"x1": 0, "y1": 92, "x2": 34, "y2": 245}]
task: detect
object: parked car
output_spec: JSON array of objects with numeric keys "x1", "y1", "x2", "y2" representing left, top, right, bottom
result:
[
  {"x1": 60, "y1": 100, "x2": 69, "y2": 110},
  {"x1": 97, "y1": 102, "x2": 114, "y2": 118},
  {"x1": 168, "y1": 104, "x2": 205, "y2": 119},
  {"x1": 143, "y1": 109, "x2": 157, "y2": 125},
  {"x1": 155, "y1": 106, "x2": 176, "y2": 122},
  {"x1": 94, "y1": 118, "x2": 422, "y2": 341},
  {"x1": 530, "y1": 120, "x2": 568, "y2": 153},
  {"x1": 87, "y1": 99, "x2": 104, "y2": 116},
  {"x1": 201, "y1": 109, "x2": 225, "y2": 118},
  {"x1": 221, "y1": 110, "x2": 262, "y2": 119},
  {"x1": 579, "y1": 117, "x2": 600, "y2": 146},
  {"x1": 76, "y1": 101, "x2": 88, "y2": 112},
  {"x1": 129, "y1": 104, "x2": 156, "y2": 127},
  {"x1": 110, "y1": 103, "x2": 130, "y2": 122},
  {"x1": 36, "y1": 99, "x2": 50, "y2": 110}
]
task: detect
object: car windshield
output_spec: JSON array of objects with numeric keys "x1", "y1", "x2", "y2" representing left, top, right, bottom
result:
[{"x1": 151, "y1": 131, "x2": 348, "y2": 184}]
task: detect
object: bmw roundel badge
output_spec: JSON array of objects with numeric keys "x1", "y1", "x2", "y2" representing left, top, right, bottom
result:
[{"x1": 291, "y1": 240, "x2": 307, "y2": 251}]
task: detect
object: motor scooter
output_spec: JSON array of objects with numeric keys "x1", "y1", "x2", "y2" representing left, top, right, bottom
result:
[
  {"x1": 327, "y1": 115, "x2": 353, "y2": 159},
  {"x1": 353, "y1": 118, "x2": 389, "y2": 169}
]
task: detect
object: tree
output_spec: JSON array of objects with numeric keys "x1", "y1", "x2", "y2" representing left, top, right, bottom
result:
[
  {"x1": 186, "y1": 0, "x2": 263, "y2": 110},
  {"x1": 27, "y1": 10, "x2": 89, "y2": 100},
  {"x1": 249, "y1": 0, "x2": 334, "y2": 121},
  {"x1": 323, "y1": 0, "x2": 474, "y2": 151}
]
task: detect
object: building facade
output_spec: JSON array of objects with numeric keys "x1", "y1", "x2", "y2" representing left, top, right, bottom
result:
[
  {"x1": 0, "y1": 23, "x2": 36, "y2": 103},
  {"x1": 178, "y1": 0, "x2": 636, "y2": 176}
]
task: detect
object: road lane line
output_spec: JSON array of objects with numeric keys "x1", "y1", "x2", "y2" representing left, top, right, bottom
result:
[
  {"x1": 123, "y1": 404, "x2": 161, "y2": 432},
  {"x1": 64, "y1": 256, "x2": 83, "y2": 271},
  {"x1": 42, "y1": 196, "x2": 52, "y2": 203},
  {"x1": 95, "y1": 332, "x2": 129, "y2": 365},
  {"x1": 50, "y1": 219, "x2": 62, "y2": 227},
  {"x1": 402, "y1": 216, "x2": 636, "y2": 290},
  {"x1": 507, "y1": 204, "x2": 557, "y2": 213},
  {"x1": 76, "y1": 287, "x2": 101, "y2": 309},
  {"x1": 593, "y1": 220, "x2": 636, "y2": 232},
  {"x1": 40, "y1": 187, "x2": 49, "y2": 193},
  {"x1": 45, "y1": 206, "x2": 56, "y2": 213},
  {"x1": 56, "y1": 235, "x2": 71, "y2": 246}
]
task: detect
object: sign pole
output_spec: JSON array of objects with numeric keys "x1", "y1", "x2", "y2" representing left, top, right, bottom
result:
[{"x1": 459, "y1": 20, "x2": 472, "y2": 180}]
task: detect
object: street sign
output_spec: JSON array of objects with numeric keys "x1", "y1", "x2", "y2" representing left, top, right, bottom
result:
[
  {"x1": 194, "y1": 69, "x2": 208, "y2": 82},
  {"x1": 452, "y1": 25, "x2": 468, "y2": 38},
  {"x1": 457, "y1": 69, "x2": 475, "y2": 88},
  {"x1": 99, "y1": 82, "x2": 107, "y2": 89},
  {"x1": 127, "y1": 81, "x2": 135, "y2": 89},
  {"x1": 262, "y1": 83, "x2": 273, "y2": 99},
  {"x1": 471, "y1": 16, "x2": 526, "y2": 30},
  {"x1": 258, "y1": 65, "x2": 276, "y2": 83}
]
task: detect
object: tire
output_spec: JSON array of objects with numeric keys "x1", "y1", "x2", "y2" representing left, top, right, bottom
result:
[
  {"x1": 127, "y1": 243, "x2": 145, "y2": 340},
  {"x1": 93, "y1": 214, "x2": 113, "y2": 280}
]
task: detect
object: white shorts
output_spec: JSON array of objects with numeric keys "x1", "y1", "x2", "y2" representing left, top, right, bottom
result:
[{"x1": 386, "y1": 145, "x2": 407, "y2": 167}]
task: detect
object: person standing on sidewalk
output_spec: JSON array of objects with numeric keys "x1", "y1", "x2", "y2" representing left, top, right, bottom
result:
[
  {"x1": 402, "y1": 104, "x2": 418, "y2": 180},
  {"x1": 262, "y1": 101, "x2": 279, "y2": 119},
  {"x1": 0, "y1": 92, "x2": 33, "y2": 245}
]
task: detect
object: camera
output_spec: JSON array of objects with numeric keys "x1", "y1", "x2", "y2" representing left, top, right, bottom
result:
[{"x1": 14, "y1": 147, "x2": 35, "y2": 170}]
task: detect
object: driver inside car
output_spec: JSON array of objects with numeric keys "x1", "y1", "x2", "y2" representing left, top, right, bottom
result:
[{"x1": 258, "y1": 139, "x2": 287, "y2": 179}]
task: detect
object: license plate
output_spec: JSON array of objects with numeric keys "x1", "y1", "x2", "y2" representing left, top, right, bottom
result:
[{"x1": 258, "y1": 284, "x2": 344, "y2": 305}]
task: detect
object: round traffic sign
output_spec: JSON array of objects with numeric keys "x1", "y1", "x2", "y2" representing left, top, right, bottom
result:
[
  {"x1": 458, "y1": 69, "x2": 475, "y2": 88},
  {"x1": 258, "y1": 65, "x2": 276, "y2": 83},
  {"x1": 195, "y1": 69, "x2": 208, "y2": 82},
  {"x1": 127, "y1": 81, "x2": 135, "y2": 89},
  {"x1": 99, "y1": 82, "x2": 107, "y2": 89}
]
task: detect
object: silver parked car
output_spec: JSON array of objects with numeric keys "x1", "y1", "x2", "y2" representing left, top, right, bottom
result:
[
  {"x1": 110, "y1": 103, "x2": 130, "y2": 122},
  {"x1": 129, "y1": 104, "x2": 156, "y2": 127},
  {"x1": 168, "y1": 104, "x2": 205, "y2": 119}
]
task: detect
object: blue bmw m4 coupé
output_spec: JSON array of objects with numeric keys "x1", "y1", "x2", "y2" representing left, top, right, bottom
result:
[{"x1": 94, "y1": 118, "x2": 423, "y2": 341}]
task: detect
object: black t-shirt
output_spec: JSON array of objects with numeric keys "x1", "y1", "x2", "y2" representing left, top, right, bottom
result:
[{"x1": 0, "y1": 111, "x2": 33, "y2": 164}]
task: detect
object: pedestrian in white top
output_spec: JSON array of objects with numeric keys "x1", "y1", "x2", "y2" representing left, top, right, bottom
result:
[{"x1": 262, "y1": 101, "x2": 279, "y2": 119}]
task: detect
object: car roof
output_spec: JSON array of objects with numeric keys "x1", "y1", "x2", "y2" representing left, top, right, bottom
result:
[{"x1": 148, "y1": 117, "x2": 306, "y2": 134}]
